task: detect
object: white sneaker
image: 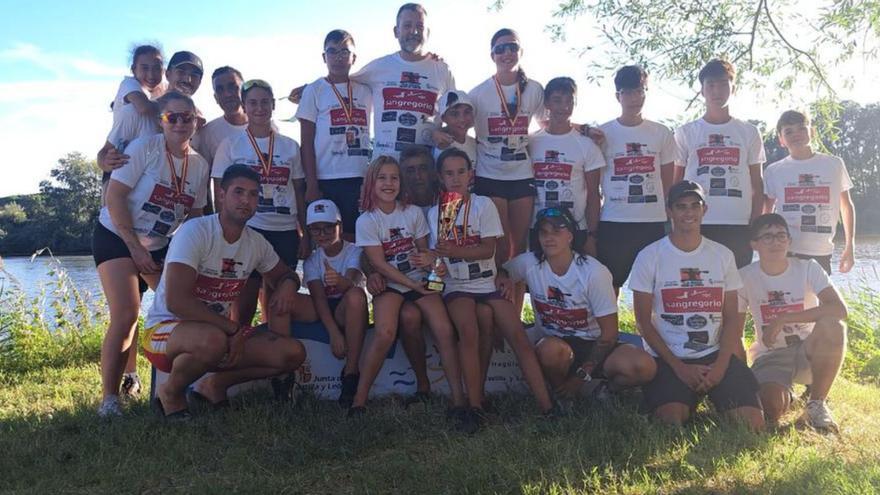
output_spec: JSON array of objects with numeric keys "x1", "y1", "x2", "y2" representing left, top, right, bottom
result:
[
  {"x1": 97, "y1": 396, "x2": 123, "y2": 418},
  {"x1": 803, "y1": 400, "x2": 838, "y2": 431}
]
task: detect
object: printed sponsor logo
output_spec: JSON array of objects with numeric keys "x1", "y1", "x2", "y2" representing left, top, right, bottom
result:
[
  {"x1": 248, "y1": 165, "x2": 290, "y2": 186},
  {"x1": 147, "y1": 183, "x2": 195, "y2": 210},
  {"x1": 159, "y1": 211, "x2": 176, "y2": 223},
  {"x1": 381, "y1": 111, "x2": 397, "y2": 122},
  {"x1": 625, "y1": 142, "x2": 644, "y2": 155},
  {"x1": 613, "y1": 155, "x2": 654, "y2": 175},
  {"x1": 487, "y1": 115, "x2": 530, "y2": 136},
  {"x1": 398, "y1": 112, "x2": 418, "y2": 126},
  {"x1": 660, "y1": 287, "x2": 723, "y2": 313},
  {"x1": 801, "y1": 204, "x2": 816, "y2": 214},
  {"x1": 661, "y1": 314, "x2": 684, "y2": 326},
  {"x1": 534, "y1": 162, "x2": 573, "y2": 180},
  {"x1": 686, "y1": 314, "x2": 708, "y2": 329},
  {"x1": 382, "y1": 88, "x2": 437, "y2": 115},
  {"x1": 330, "y1": 107, "x2": 368, "y2": 126},
  {"x1": 629, "y1": 185, "x2": 643, "y2": 196},
  {"x1": 221, "y1": 258, "x2": 241, "y2": 278},
  {"x1": 760, "y1": 302, "x2": 804, "y2": 322},
  {"x1": 696, "y1": 146, "x2": 740, "y2": 166},
  {"x1": 545, "y1": 181, "x2": 559, "y2": 190},
  {"x1": 533, "y1": 300, "x2": 590, "y2": 330},
  {"x1": 629, "y1": 175, "x2": 644, "y2": 184},
  {"x1": 798, "y1": 173, "x2": 817, "y2": 186},
  {"x1": 710, "y1": 166, "x2": 726, "y2": 177},
  {"x1": 194, "y1": 275, "x2": 247, "y2": 305},
  {"x1": 382, "y1": 236, "x2": 415, "y2": 256},
  {"x1": 784, "y1": 186, "x2": 830, "y2": 204}
]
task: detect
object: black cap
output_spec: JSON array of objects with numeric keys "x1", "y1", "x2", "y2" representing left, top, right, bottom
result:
[
  {"x1": 666, "y1": 180, "x2": 706, "y2": 207},
  {"x1": 167, "y1": 51, "x2": 203, "y2": 75}
]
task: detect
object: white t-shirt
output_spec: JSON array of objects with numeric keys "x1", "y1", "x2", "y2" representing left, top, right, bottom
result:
[
  {"x1": 211, "y1": 130, "x2": 305, "y2": 231},
  {"x1": 675, "y1": 118, "x2": 766, "y2": 225},
  {"x1": 192, "y1": 116, "x2": 248, "y2": 168},
  {"x1": 99, "y1": 134, "x2": 209, "y2": 251},
  {"x1": 630, "y1": 236, "x2": 743, "y2": 359},
  {"x1": 303, "y1": 241, "x2": 363, "y2": 299},
  {"x1": 146, "y1": 215, "x2": 279, "y2": 327},
  {"x1": 763, "y1": 153, "x2": 853, "y2": 256},
  {"x1": 433, "y1": 135, "x2": 478, "y2": 167},
  {"x1": 106, "y1": 76, "x2": 164, "y2": 150},
  {"x1": 352, "y1": 53, "x2": 456, "y2": 159},
  {"x1": 505, "y1": 253, "x2": 617, "y2": 341},
  {"x1": 528, "y1": 129, "x2": 605, "y2": 229},
  {"x1": 295, "y1": 77, "x2": 372, "y2": 179},
  {"x1": 355, "y1": 203, "x2": 431, "y2": 292},
  {"x1": 427, "y1": 194, "x2": 503, "y2": 294},
  {"x1": 470, "y1": 77, "x2": 544, "y2": 180},
  {"x1": 738, "y1": 258, "x2": 832, "y2": 361},
  {"x1": 599, "y1": 119, "x2": 679, "y2": 222}
]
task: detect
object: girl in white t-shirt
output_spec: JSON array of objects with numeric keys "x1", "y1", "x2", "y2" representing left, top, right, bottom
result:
[
  {"x1": 468, "y1": 28, "x2": 546, "y2": 264},
  {"x1": 429, "y1": 149, "x2": 554, "y2": 428},
  {"x1": 93, "y1": 91, "x2": 207, "y2": 417},
  {"x1": 352, "y1": 156, "x2": 466, "y2": 417},
  {"x1": 98, "y1": 45, "x2": 167, "y2": 184}
]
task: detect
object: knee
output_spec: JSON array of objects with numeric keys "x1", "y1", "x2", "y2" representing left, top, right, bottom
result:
[
  {"x1": 399, "y1": 306, "x2": 421, "y2": 332},
  {"x1": 456, "y1": 323, "x2": 479, "y2": 344},
  {"x1": 109, "y1": 308, "x2": 139, "y2": 331},
  {"x1": 282, "y1": 339, "x2": 306, "y2": 371},
  {"x1": 344, "y1": 287, "x2": 367, "y2": 310},
  {"x1": 535, "y1": 338, "x2": 570, "y2": 367},
  {"x1": 631, "y1": 354, "x2": 657, "y2": 382},
  {"x1": 374, "y1": 324, "x2": 398, "y2": 345},
  {"x1": 816, "y1": 317, "x2": 847, "y2": 347},
  {"x1": 759, "y1": 389, "x2": 788, "y2": 423},
  {"x1": 654, "y1": 404, "x2": 690, "y2": 426},
  {"x1": 196, "y1": 331, "x2": 228, "y2": 362}
]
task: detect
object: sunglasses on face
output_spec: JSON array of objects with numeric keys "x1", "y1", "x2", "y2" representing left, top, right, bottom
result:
[
  {"x1": 755, "y1": 232, "x2": 791, "y2": 244},
  {"x1": 308, "y1": 225, "x2": 337, "y2": 236},
  {"x1": 160, "y1": 112, "x2": 196, "y2": 124},
  {"x1": 492, "y1": 42, "x2": 520, "y2": 55}
]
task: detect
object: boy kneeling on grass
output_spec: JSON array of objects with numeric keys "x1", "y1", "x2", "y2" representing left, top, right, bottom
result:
[
  {"x1": 142, "y1": 165, "x2": 308, "y2": 420},
  {"x1": 301, "y1": 199, "x2": 368, "y2": 407},
  {"x1": 738, "y1": 213, "x2": 847, "y2": 431}
]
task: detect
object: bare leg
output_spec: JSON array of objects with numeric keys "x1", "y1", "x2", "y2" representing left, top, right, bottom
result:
[
  {"x1": 158, "y1": 322, "x2": 229, "y2": 414},
  {"x1": 233, "y1": 276, "x2": 261, "y2": 325},
  {"x1": 535, "y1": 337, "x2": 574, "y2": 390},
  {"x1": 724, "y1": 406, "x2": 765, "y2": 432},
  {"x1": 352, "y1": 292, "x2": 403, "y2": 408},
  {"x1": 759, "y1": 382, "x2": 790, "y2": 424},
  {"x1": 805, "y1": 317, "x2": 847, "y2": 401},
  {"x1": 336, "y1": 288, "x2": 368, "y2": 376},
  {"x1": 415, "y1": 294, "x2": 466, "y2": 407},
  {"x1": 654, "y1": 402, "x2": 691, "y2": 426},
  {"x1": 476, "y1": 302, "x2": 495, "y2": 385},
  {"x1": 507, "y1": 195, "x2": 534, "y2": 258},
  {"x1": 398, "y1": 301, "x2": 429, "y2": 393},
  {"x1": 448, "y1": 297, "x2": 484, "y2": 408},
  {"x1": 601, "y1": 344, "x2": 657, "y2": 389},
  {"x1": 96, "y1": 258, "x2": 141, "y2": 399}
]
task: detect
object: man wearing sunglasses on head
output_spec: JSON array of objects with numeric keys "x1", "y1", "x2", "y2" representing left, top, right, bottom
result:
[{"x1": 737, "y1": 213, "x2": 847, "y2": 431}]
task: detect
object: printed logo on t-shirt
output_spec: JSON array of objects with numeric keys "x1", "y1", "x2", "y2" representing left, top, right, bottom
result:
[
  {"x1": 141, "y1": 183, "x2": 196, "y2": 236},
  {"x1": 784, "y1": 186, "x2": 830, "y2": 204},
  {"x1": 661, "y1": 287, "x2": 723, "y2": 313},
  {"x1": 194, "y1": 275, "x2": 247, "y2": 316},
  {"x1": 221, "y1": 258, "x2": 242, "y2": 278},
  {"x1": 382, "y1": 227, "x2": 416, "y2": 273},
  {"x1": 382, "y1": 88, "x2": 437, "y2": 115},
  {"x1": 758, "y1": 289, "x2": 806, "y2": 341},
  {"x1": 680, "y1": 268, "x2": 707, "y2": 287},
  {"x1": 330, "y1": 107, "x2": 369, "y2": 127},
  {"x1": 696, "y1": 134, "x2": 740, "y2": 167},
  {"x1": 532, "y1": 286, "x2": 591, "y2": 334},
  {"x1": 487, "y1": 116, "x2": 529, "y2": 137}
]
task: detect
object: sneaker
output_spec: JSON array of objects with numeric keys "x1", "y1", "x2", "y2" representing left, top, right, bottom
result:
[
  {"x1": 271, "y1": 374, "x2": 298, "y2": 403},
  {"x1": 338, "y1": 372, "x2": 359, "y2": 408},
  {"x1": 589, "y1": 380, "x2": 614, "y2": 405},
  {"x1": 803, "y1": 400, "x2": 839, "y2": 431},
  {"x1": 120, "y1": 373, "x2": 142, "y2": 399},
  {"x1": 540, "y1": 402, "x2": 566, "y2": 420},
  {"x1": 403, "y1": 391, "x2": 432, "y2": 410},
  {"x1": 97, "y1": 396, "x2": 123, "y2": 418},
  {"x1": 446, "y1": 405, "x2": 467, "y2": 421},
  {"x1": 455, "y1": 408, "x2": 480, "y2": 435}
]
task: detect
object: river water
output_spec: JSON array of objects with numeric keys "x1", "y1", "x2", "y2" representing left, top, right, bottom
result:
[{"x1": 2, "y1": 238, "x2": 879, "y2": 318}]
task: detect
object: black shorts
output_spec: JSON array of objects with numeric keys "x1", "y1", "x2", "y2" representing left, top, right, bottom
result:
[
  {"x1": 249, "y1": 227, "x2": 299, "y2": 279},
  {"x1": 381, "y1": 286, "x2": 426, "y2": 303},
  {"x1": 642, "y1": 352, "x2": 760, "y2": 413},
  {"x1": 792, "y1": 252, "x2": 832, "y2": 275},
  {"x1": 701, "y1": 224, "x2": 754, "y2": 268},
  {"x1": 318, "y1": 177, "x2": 363, "y2": 235},
  {"x1": 473, "y1": 176, "x2": 536, "y2": 201},
  {"x1": 443, "y1": 290, "x2": 504, "y2": 304},
  {"x1": 561, "y1": 336, "x2": 622, "y2": 379},
  {"x1": 596, "y1": 221, "x2": 667, "y2": 288},
  {"x1": 91, "y1": 221, "x2": 168, "y2": 294}
]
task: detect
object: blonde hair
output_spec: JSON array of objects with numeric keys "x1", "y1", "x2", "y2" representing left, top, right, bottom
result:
[{"x1": 359, "y1": 155, "x2": 410, "y2": 212}]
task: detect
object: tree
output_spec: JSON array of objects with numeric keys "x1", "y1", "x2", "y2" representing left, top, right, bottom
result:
[{"x1": 0, "y1": 203, "x2": 27, "y2": 224}]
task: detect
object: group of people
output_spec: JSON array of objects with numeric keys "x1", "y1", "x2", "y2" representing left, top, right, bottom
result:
[{"x1": 91, "y1": 3, "x2": 855, "y2": 435}]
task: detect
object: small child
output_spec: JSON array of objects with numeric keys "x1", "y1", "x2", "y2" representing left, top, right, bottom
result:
[
  {"x1": 763, "y1": 110, "x2": 855, "y2": 274},
  {"x1": 433, "y1": 90, "x2": 477, "y2": 167},
  {"x1": 302, "y1": 199, "x2": 368, "y2": 407}
]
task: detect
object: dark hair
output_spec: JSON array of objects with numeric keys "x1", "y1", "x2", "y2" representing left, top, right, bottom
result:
[
  {"x1": 529, "y1": 206, "x2": 586, "y2": 261},
  {"x1": 399, "y1": 144, "x2": 435, "y2": 168},
  {"x1": 614, "y1": 65, "x2": 648, "y2": 91},
  {"x1": 396, "y1": 3, "x2": 427, "y2": 23},
  {"x1": 156, "y1": 91, "x2": 195, "y2": 113},
  {"x1": 436, "y1": 148, "x2": 472, "y2": 173},
  {"x1": 698, "y1": 58, "x2": 736, "y2": 84},
  {"x1": 750, "y1": 213, "x2": 790, "y2": 239},
  {"x1": 544, "y1": 77, "x2": 577, "y2": 100},
  {"x1": 130, "y1": 44, "x2": 162, "y2": 67},
  {"x1": 220, "y1": 164, "x2": 261, "y2": 189},
  {"x1": 490, "y1": 28, "x2": 528, "y2": 97},
  {"x1": 212, "y1": 66, "x2": 243, "y2": 82},
  {"x1": 324, "y1": 29, "x2": 355, "y2": 47},
  {"x1": 776, "y1": 110, "x2": 811, "y2": 134}
]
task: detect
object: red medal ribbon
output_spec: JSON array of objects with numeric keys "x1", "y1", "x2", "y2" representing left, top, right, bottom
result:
[
  {"x1": 245, "y1": 128, "x2": 275, "y2": 179},
  {"x1": 165, "y1": 147, "x2": 189, "y2": 199},
  {"x1": 492, "y1": 75, "x2": 522, "y2": 129},
  {"x1": 326, "y1": 78, "x2": 354, "y2": 123}
]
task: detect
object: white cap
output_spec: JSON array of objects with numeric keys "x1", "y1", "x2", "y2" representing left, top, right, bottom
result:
[
  {"x1": 438, "y1": 90, "x2": 474, "y2": 117},
  {"x1": 306, "y1": 199, "x2": 341, "y2": 225}
]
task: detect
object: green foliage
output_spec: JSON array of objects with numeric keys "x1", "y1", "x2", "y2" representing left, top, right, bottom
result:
[
  {"x1": 0, "y1": 202, "x2": 27, "y2": 224},
  {"x1": 839, "y1": 285, "x2": 880, "y2": 383}
]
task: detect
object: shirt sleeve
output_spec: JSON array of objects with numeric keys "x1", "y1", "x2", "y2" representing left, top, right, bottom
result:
[
  {"x1": 628, "y1": 245, "x2": 656, "y2": 294},
  {"x1": 587, "y1": 261, "x2": 619, "y2": 317},
  {"x1": 580, "y1": 137, "x2": 606, "y2": 173},
  {"x1": 118, "y1": 76, "x2": 144, "y2": 101},
  {"x1": 110, "y1": 137, "x2": 150, "y2": 188},
  {"x1": 426, "y1": 205, "x2": 439, "y2": 248},
  {"x1": 502, "y1": 253, "x2": 532, "y2": 283},
  {"x1": 806, "y1": 259, "x2": 832, "y2": 295},
  {"x1": 838, "y1": 156, "x2": 853, "y2": 192},
  {"x1": 211, "y1": 136, "x2": 235, "y2": 179},
  {"x1": 255, "y1": 234, "x2": 281, "y2": 274},
  {"x1": 163, "y1": 220, "x2": 205, "y2": 270},
  {"x1": 294, "y1": 81, "x2": 319, "y2": 123},
  {"x1": 722, "y1": 248, "x2": 744, "y2": 291},
  {"x1": 289, "y1": 141, "x2": 305, "y2": 180},
  {"x1": 190, "y1": 154, "x2": 209, "y2": 209},
  {"x1": 302, "y1": 253, "x2": 321, "y2": 284},
  {"x1": 659, "y1": 124, "x2": 680, "y2": 165},
  {"x1": 763, "y1": 165, "x2": 777, "y2": 200},
  {"x1": 736, "y1": 269, "x2": 751, "y2": 313},
  {"x1": 478, "y1": 197, "x2": 504, "y2": 238},
  {"x1": 355, "y1": 213, "x2": 381, "y2": 247},
  {"x1": 747, "y1": 124, "x2": 766, "y2": 166},
  {"x1": 343, "y1": 244, "x2": 364, "y2": 273},
  {"x1": 350, "y1": 58, "x2": 378, "y2": 86}
]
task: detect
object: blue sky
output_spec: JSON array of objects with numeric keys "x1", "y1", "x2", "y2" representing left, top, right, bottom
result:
[{"x1": 1, "y1": 0, "x2": 876, "y2": 197}]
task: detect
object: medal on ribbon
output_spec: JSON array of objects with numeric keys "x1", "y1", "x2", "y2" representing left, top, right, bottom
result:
[
  {"x1": 165, "y1": 148, "x2": 189, "y2": 222},
  {"x1": 492, "y1": 75, "x2": 521, "y2": 129},
  {"x1": 326, "y1": 78, "x2": 354, "y2": 124}
]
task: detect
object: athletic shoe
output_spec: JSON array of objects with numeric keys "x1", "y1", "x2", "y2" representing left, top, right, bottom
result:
[
  {"x1": 589, "y1": 380, "x2": 614, "y2": 405},
  {"x1": 455, "y1": 408, "x2": 481, "y2": 435},
  {"x1": 97, "y1": 396, "x2": 123, "y2": 418},
  {"x1": 120, "y1": 373, "x2": 142, "y2": 399},
  {"x1": 338, "y1": 372, "x2": 359, "y2": 408},
  {"x1": 271, "y1": 374, "x2": 298, "y2": 403},
  {"x1": 803, "y1": 400, "x2": 839, "y2": 431}
]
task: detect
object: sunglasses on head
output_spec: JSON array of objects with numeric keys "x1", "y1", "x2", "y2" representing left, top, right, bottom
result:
[
  {"x1": 492, "y1": 42, "x2": 520, "y2": 55},
  {"x1": 160, "y1": 112, "x2": 196, "y2": 124},
  {"x1": 535, "y1": 207, "x2": 574, "y2": 227},
  {"x1": 242, "y1": 79, "x2": 273, "y2": 92}
]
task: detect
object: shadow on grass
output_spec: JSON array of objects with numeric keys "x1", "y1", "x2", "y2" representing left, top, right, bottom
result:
[{"x1": 0, "y1": 389, "x2": 786, "y2": 494}]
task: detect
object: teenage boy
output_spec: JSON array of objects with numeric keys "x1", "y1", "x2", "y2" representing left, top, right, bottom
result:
[
  {"x1": 350, "y1": 3, "x2": 455, "y2": 159},
  {"x1": 302, "y1": 199, "x2": 368, "y2": 407},
  {"x1": 433, "y1": 90, "x2": 477, "y2": 165},
  {"x1": 597, "y1": 65, "x2": 678, "y2": 293},
  {"x1": 738, "y1": 213, "x2": 847, "y2": 430},
  {"x1": 527, "y1": 77, "x2": 605, "y2": 256},
  {"x1": 674, "y1": 59, "x2": 765, "y2": 268},
  {"x1": 296, "y1": 30, "x2": 372, "y2": 242},
  {"x1": 142, "y1": 165, "x2": 308, "y2": 419},
  {"x1": 630, "y1": 180, "x2": 764, "y2": 430},
  {"x1": 763, "y1": 110, "x2": 856, "y2": 274}
]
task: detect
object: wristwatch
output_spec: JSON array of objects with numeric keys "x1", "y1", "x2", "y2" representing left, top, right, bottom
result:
[{"x1": 576, "y1": 365, "x2": 593, "y2": 382}]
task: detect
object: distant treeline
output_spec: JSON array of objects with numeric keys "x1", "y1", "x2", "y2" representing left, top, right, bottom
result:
[{"x1": 1, "y1": 100, "x2": 879, "y2": 257}]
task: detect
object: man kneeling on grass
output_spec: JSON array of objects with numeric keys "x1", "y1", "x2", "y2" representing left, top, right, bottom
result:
[
  {"x1": 143, "y1": 164, "x2": 307, "y2": 419},
  {"x1": 630, "y1": 180, "x2": 764, "y2": 430},
  {"x1": 738, "y1": 213, "x2": 847, "y2": 431}
]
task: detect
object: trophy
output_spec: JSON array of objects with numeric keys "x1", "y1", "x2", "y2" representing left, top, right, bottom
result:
[
  {"x1": 424, "y1": 191, "x2": 464, "y2": 292},
  {"x1": 424, "y1": 258, "x2": 446, "y2": 292}
]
